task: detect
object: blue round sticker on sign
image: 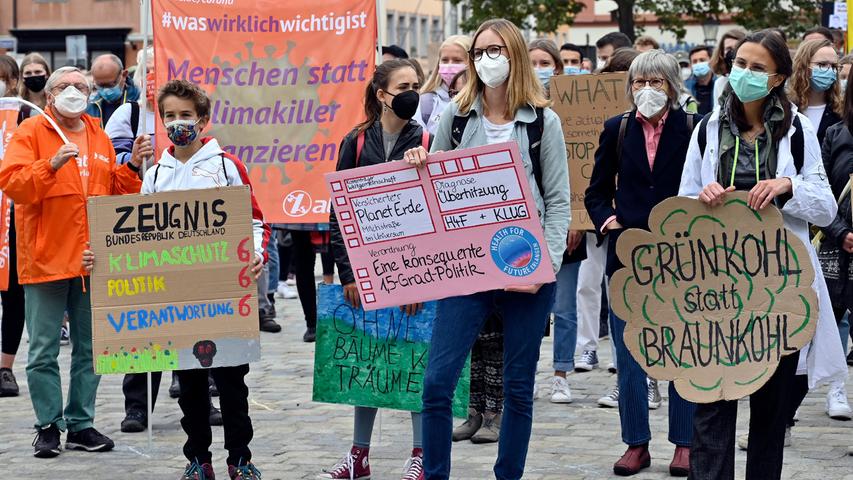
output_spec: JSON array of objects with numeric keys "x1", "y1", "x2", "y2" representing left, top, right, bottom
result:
[{"x1": 490, "y1": 227, "x2": 542, "y2": 277}]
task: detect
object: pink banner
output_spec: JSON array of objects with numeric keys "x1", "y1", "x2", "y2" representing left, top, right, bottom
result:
[{"x1": 326, "y1": 142, "x2": 555, "y2": 310}]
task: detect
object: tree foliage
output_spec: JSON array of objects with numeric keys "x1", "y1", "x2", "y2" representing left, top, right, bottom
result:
[
  {"x1": 451, "y1": 0, "x2": 586, "y2": 34},
  {"x1": 605, "y1": 0, "x2": 822, "y2": 41}
]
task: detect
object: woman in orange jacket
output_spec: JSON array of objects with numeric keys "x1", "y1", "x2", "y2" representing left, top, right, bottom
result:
[{"x1": 0, "y1": 66, "x2": 143, "y2": 458}]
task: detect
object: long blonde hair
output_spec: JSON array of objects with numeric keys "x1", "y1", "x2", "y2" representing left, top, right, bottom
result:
[
  {"x1": 789, "y1": 39, "x2": 842, "y2": 116},
  {"x1": 421, "y1": 35, "x2": 472, "y2": 94},
  {"x1": 455, "y1": 19, "x2": 549, "y2": 118}
]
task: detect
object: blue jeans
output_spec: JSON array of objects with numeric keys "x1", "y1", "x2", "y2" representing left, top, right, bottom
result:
[
  {"x1": 609, "y1": 310, "x2": 695, "y2": 446},
  {"x1": 266, "y1": 233, "x2": 279, "y2": 293},
  {"x1": 552, "y1": 262, "x2": 580, "y2": 372},
  {"x1": 422, "y1": 284, "x2": 556, "y2": 480}
]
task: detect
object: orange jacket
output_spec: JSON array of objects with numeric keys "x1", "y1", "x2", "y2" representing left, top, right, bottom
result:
[{"x1": 0, "y1": 112, "x2": 142, "y2": 284}]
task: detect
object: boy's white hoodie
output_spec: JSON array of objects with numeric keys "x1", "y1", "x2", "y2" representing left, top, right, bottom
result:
[{"x1": 142, "y1": 137, "x2": 270, "y2": 260}]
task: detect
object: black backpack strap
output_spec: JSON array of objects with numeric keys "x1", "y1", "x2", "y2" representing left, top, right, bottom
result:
[
  {"x1": 130, "y1": 102, "x2": 140, "y2": 137},
  {"x1": 221, "y1": 155, "x2": 230, "y2": 185},
  {"x1": 791, "y1": 116, "x2": 804, "y2": 173},
  {"x1": 451, "y1": 115, "x2": 469, "y2": 148},
  {"x1": 697, "y1": 114, "x2": 711, "y2": 157},
  {"x1": 152, "y1": 164, "x2": 161, "y2": 189},
  {"x1": 687, "y1": 112, "x2": 695, "y2": 132},
  {"x1": 527, "y1": 107, "x2": 546, "y2": 198},
  {"x1": 616, "y1": 111, "x2": 631, "y2": 165}
]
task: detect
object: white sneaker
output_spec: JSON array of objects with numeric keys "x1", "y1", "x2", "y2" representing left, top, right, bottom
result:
[
  {"x1": 532, "y1": 382, "x2": 540, "y2": 400},
  {"x1": 575, "y1": 350, "x2": 599, "y2": 371},
  {"x1": 276, "y1": 284, "x2": 298, "y2": 299},
  {"x1": 286, "y1": 277, "x2": 296, "y2": 286},
  {"x1": 550, "y1": 376, "x2": 573, "y2": 404},
  {"x1": 607, "y1": 362, "x2": 617, "y2": 373},
  {"x1": 826, "y1": 383, "x2": 853, "y2": 420},
  {"x1": 647, "y1": 378, "x2": 662, "y2": 410},
  {"x1": 598, "y1": 385, "x2": 619, "y2": 408}
]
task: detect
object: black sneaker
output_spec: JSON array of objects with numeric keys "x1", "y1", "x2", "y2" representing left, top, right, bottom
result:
[
  {"x1": 169, "y1": 374, "x2": 181, "y2": 398},
  {"x1": 209, "y1": 404, "x2": 223, "y2": 426},
  {"x1": 0, "y1": 367, "x2": 19, "y2": 397},
  {"x1": 60, "y1": 325, "x2": 70, "y2": 346},
  {"x1": 259, "y1": 314, "x2": 281, "y2": 333},
  {"x1": 303, "y1": 328, "x2": 316, "y2": 343},
  {"x1": 208, "y1": 373, "x2": 219, "y2": 397},
  {"x1": 32, "y1": 424, "x2": 61, "y2": 458},
  {"x1": 120, "y1": 410, "x2": 147, "y2": 433},
  {"x1": 66, "y1": 427, "x2": 114, "y2": 452}
]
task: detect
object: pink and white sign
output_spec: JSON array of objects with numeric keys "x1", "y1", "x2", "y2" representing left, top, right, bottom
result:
[{"x1": 326, "y1": 142, "x2": 556, "y2": 310}]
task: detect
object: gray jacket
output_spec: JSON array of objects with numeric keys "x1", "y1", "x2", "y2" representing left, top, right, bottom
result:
[{"x1": 431, "y1": 96, "x2": 571, "y2": 273}]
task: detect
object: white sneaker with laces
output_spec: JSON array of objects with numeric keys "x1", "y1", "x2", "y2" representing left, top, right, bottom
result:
[
  {"x1": 575, "y1": 350, "x2": 599, "y2": 371},
  {"x1": 276, "y1": 284, "x2": 298, "y2": 299},
  {"x1": 826, "y1": 383, "x2": 853, "y2": 420},
  {"x1": 550, "y1": 376, "x2": 573, "y2": 404},
  {"x1": 401, "y1": 454, "x2": 423, "y2": 480},
  {"x1": 598, "y1": 385, "x2": 619, "y2": 408},
  {"x1": 647, "y1": 378, "x2": 662, "y2": 410}
]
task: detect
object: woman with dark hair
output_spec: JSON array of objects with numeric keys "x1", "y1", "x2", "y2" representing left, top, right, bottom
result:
[
  {"x1": 680, "y1": 30, "x2": 844, "y2": 479},
  {"x1": 711, "y1": 28, "x2": 748, "y2": 108},
  {"x1": 323, "y1": 59, "x2": 432, "y2": 480},
  {"x1": 586, "y1": 49, "x2": 701, "y2": 477},
  {"x1": 601, "y1": 47, "x2": 640, "y2": 74},
  {"x1": 789, "y1": 39, "x2": 843, "y2": 146}
]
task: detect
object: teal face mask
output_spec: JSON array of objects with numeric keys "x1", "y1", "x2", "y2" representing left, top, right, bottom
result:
[
  {"x1": 810, "y1": 68, "x2": 837, "y2": 92},
  {"x1": 729, "y1": 66, "x2": 775, "y2": 103},
  {"x1": 535, "y1": 67, "x2": 555, "y2": 89}
]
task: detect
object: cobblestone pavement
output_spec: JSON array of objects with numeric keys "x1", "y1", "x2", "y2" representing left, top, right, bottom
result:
[{"x1": 0, "y1": 292, "x2": 851, "y2": 479}]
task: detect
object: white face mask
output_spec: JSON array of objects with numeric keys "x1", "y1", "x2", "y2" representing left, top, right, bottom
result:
[
  {"x1": 52, "y1": 86, "x2": 89, "y2": 117},
  {"x1": 633, "y1": 86, "x2": 668, "y2": 119},
  {"x1": 596, "y1": 57, "x2": 607, "y2": 70},
  {"x1": 681, "y1": 67, "x2": 693, "y2": 82},
  {"x1": 0, "y1": 80, "x2": 6, "y2": 97},
  {"x1": 475, "y1": 55, "x2": 510, "y2": 89}
]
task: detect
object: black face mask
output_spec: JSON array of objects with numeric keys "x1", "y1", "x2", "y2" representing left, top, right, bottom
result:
[
  {"x1": 385, "y1": 90, "x2": 419, "y2": 120},
  {"x1": 724, "y1": 50, "x2": 735, "y2": 73},
  {"x1": 23, "y1": 75, "x2": 47, "y2": 93}
]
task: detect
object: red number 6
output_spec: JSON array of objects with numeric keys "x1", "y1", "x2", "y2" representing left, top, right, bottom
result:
[
  {"x1": 237, "y1": 237, "x2": 251, "y2": 262},
  {"x1": 238, "y1": 294, "x2": 252, "y2": 317},
  {"x1": 238, "y1": 265, "x2": 251, "y2": 288}
]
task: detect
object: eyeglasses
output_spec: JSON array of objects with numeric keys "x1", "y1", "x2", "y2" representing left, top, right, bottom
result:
[
  {"x1": 51, "y1": 83, "x2": 91, "y2": 95},
  {"x1": 95, "y1": 73, "x2": 122, "y2": 90},
  {"x1": 811, "y1": 62, "x2": 839, "y2": 73},
  {"x1": 469, "y1": 45, "x2": 508, "y2": 62},
  {"x1": 631, "y1": 78, "x2": 665, "y2": 90}
]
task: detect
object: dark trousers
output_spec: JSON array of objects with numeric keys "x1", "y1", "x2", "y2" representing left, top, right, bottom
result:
[
  {"x1": 288, "y1": 231, "x2": 334, "y2": 330},
  {"x1": 1, "y1": 209, "x2": 25, "y2": 356},
  {"x1": 690, "y1": 351, "x2": 800, "y2": 480},
  {"x1": 177, "y1": 365, "x2": 252, "y2": 466},
  {"x1": 123, "y1": 372, "x2": 163, "y2": 414}
]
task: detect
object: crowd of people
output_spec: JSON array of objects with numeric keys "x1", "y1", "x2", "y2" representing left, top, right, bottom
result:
[{"x1": 0, "y1": 17, "x2": 850, "y2": 480}]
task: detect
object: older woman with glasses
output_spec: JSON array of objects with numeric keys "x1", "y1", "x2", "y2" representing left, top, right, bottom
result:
[
  {"x1": 0, "y1": 66, "x2": 143, "y2": 458},
  {"x1": 585, "y1": 50, "x2": 702, "y2": 477}
]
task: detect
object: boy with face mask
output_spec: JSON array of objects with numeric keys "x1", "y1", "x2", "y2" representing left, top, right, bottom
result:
[{"x1": 0, "y1": 66, "x2": 143, "y2": 459}]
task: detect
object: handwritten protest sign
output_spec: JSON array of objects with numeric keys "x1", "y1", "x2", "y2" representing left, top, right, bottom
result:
[
  {"x1": 152, "y1": 0, "x2": 376, "y2": 223},
  {"x1": 609, "y1": 193, "x2": 818, "y2": 402},
  {"x1": 312, "y1": 284, "x2": 469, "y2": 416},
  {"x1": 0, "y1": 99, "x2": 18, "y2": 290},
  {"x1": 551, "y1": 73, "x2": 629, "y2": 230},
  {"x1": 325, "y1": 142, "x2": 556, "y2": 310},
  {"x1": 88, "y1": 187, "x2": 260, "y2": 375}
]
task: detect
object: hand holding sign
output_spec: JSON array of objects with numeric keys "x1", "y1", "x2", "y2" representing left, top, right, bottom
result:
[{"x1": 609, "y1": 192, "x2": 818, "y2": 402}]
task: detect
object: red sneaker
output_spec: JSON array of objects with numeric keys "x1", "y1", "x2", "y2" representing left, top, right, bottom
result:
[
  {"x1": 669, "y1": 446, "x2": 690, "y2": 477},
  {"x1": 180, "y1": 461, "x2": 215, "y2": 480},
  {"x1": 319, "y1": 446, "x2": 370, "y2": 480},
  {"x1": 401, "y1": 448, "x2": 424, "y2": 480},
  {"x1": 613, "y1": 445, "x2": 651, "y2": 476}
]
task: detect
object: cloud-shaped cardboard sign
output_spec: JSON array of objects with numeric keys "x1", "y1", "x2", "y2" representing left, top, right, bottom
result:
[{"x1": 609, "y1": 192, "x2": 817, "y2": 403}]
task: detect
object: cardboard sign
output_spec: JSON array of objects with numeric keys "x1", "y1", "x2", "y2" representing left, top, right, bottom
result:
[
  {"x1": 0, "y1": 99, "x2": 18, "y2": 291},
  {"x1": 312, "y1": 284, "x2": 470, "y2": 416},
  {"x1": 152, "y1": 0, "x2": 377, "y2": 223},
  {"x1": 88, "y1": 187, "x2": 261, "y2": 374},
  {"x1": 325, "y1": 142, "x2": 556, "y2": 310},
  {"x1": 609, "y1": 193, "x2": 818, "y2": 402},
  {"x1": 551, "y1": 72, "x2": 629, "y2": 230}
]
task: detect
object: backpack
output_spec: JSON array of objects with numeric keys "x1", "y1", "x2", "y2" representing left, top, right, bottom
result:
[
  {"x1": 355, "y1": 128, "x2": 430, "y2": 167},
  {"x1": 450, "y1": 107, "x2": 546, "y2": 197},
  {"x1": 616, "y1": 110, "x2": 697, "y2": 164},
  {"x1": 695, "y1": 114, "x2": 804, "y2": 173}
]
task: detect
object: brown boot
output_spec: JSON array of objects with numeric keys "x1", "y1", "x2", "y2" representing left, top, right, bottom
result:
[
  {"x1": 613, "y1": 445, "x2": 651, "y2": 476},
  {"x1": 452, "y1": 408, "x2": 482, "y2": 442},
  {"x1": 470, "y1": 412, "x2": 500, "y2": 444},
  {"x1": 669, "y1": 446, "x2": 689, "y2": 477}
]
